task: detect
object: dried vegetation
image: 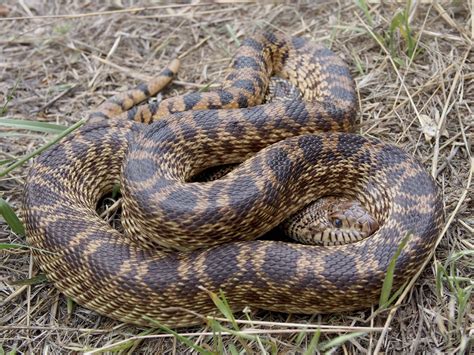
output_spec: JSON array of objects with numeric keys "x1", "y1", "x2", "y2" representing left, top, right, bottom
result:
[{"x1": 0, "y1": 1, "x2": 472, "y2": 354}]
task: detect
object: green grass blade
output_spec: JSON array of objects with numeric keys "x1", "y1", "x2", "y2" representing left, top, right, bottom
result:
[
  {"x1": 208, "y1": 321, "x2": 260, "y2": 342},
  {"x1": 228, "y1": 344, "x2": 239, "y2": 355},
  {"x1": 435, "y1": 262, "x2": 446, "y2": 298},
  {"x1": 0, "y1": 243, "x2": 25, "y2": 249},
  {"x1": 0, "y1": 132, "x2": 46, "y2": 139},
  {"x1": 389, "y1": 11, "x2": 405, "y2": 34},
  {"x1": 198, "y1": 82, "x2": 214, "y2": 93},
  {"x1": 319, "y1": 331, "x2": 366, "y2": 351},
  {"x1": 91, "y1": 340, "x2": 137, "y2": 353},
  {"x1": 0, "y1": 118, "x2": 69, "y2": 134},
  {"x1": 208, "y1": 319, "x2": 277, "y2": 353},
  {"x1": 0, "y1": 159, "x2": 12, "y2": 166},
  {"x1": 447, "y1": 250, "x2": 474, "y2": 264},
  {"x1": 352, "y1": 51, "x2": 365, "y2": 75},
  {"x1": 0, "y1": 80, "x2": 19, "y2": 116},
  {"x1": 11, "y1": 274, "x2": 48, "y2": 286},
  {"x1": 0, "y1": 118, "x2": 85, "y2": 177},
  {"x1": 142, "y1": 316, "x2": 213, "y2": 355},
  {"x1": 379, "y1": 233, "x2": 411, "y2": 308},
  {"x1": 385, "y1": 281, "x2": 408, "y2": 307},
  {"x1": 67, "y1": 297, "x2": 75, "y2": 317},
  {"x1": 0, "y1": 243, "x2": 28, "y2": 249},
  {"x1": 0, "y1": 345, "x2": 17, "y2": 355},
  {"x1": 84, "y1": 328, "x2": 154, "y2": 353},
  {"x1": 303, "y1": 329, "x2": 321, "y2": 355},
  {"x1": 355, "y1": 0, "x2": 373, "y2": 26},
  {"x1": 111, "y1": 183, "x2": 121, "y2": 199},
  {"x1": 225, "y1": 24, "x2": 240, "y2": 46},
  {"x1": 0, "y1": 241, "x2": 59, "y2": 255},
  {"x1": 205, "y1": 289, "x2": 239, "y2": 330},
  {"x1": 0, "y1": 197, "x2": 25, "y2": 236}
]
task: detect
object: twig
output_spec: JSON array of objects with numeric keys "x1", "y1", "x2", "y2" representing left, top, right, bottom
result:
[
  {"x1": 206, "y1": 317, "x2": 387, "y2": 332},
  {"x1": 178, "y1": 36, "x2": 211, "y2": 59},
  {"x1": 33, "y1": 85, "x2": 78, "y2": 114}
]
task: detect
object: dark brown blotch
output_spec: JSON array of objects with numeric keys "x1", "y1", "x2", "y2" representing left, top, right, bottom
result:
[
  {"x1": 183, "y1": 92, "x2": 203, "y2": 111},
  {"x1": 336, "y1": 133, "x2": 366, "y2": 159},
  {"x1": 225, "y1": 120, "x2": 247, "y2": 138},
  {"x1": 291, "y1": 36, "x2": 307, "y2": 49},
  {"x1": 159, "y1": 187, "x2": 199, "y2": 221},
  {"x1": 227, "y1": 174, "x2": 260, "y2": 218},
  {"x1": 203, "y1": 243, "x2": 241, "y2": 288},
  {"x1": 232, "y1": 79, "x2": 257, "y2": 95},
  {"x1": 44, "y1": 214, "x2": 90, "y2": 251},
  {"x1": 87, "y1": 238, "x2": 134, "y2": 280},
  {"x1": 259, "y1": 242, "x2": 301, "y2": 284},
  {"x1": 161, "y1": 68, "x2": 175, "y2": 77},
  {"x1": 401, "y1": 171, "x2": 437, "y2": 197},
  {"x1": 321, "y1": 250, "x2": 358, "y2": 291},
  {"x1": 262, "y1": 31, "x2": 279, "y2": 45},
  {"x1": 329, "y1": 85, "x2": 356, "y2": 104},
  {"x1": 142, "y1": 254, "x2": 184, "y2": 294},
  {"x1": 135, "y1": 82, "x2": 151, "y2": 97},
  {"x1": 123, "y1": 157, "x2": 158, "y2": 183},
  {"x1": 126, "y1": 106, "x2": 139, "y2": 121},
  {"x1": 321, "y1": 101, "x2": 351, "y2": 123},
  {"x1": 218, "y1": 90, "x2": 234, "y2": 106},
  {"x1": 241, "y1": 37, "x2": 265, "y2": 52},
  {"x1": 192, "y1": 110, "x2": 221, "y2": 136},
  {"x1": 313, "y1": 46, "x2": 337, "y2": 59},
  {"x1": 284, "y1": 100, "x2": 309, "y2": 125},
  {"x1": 298, "y1": 135, "x2": 324, "y2": 165},
  {"x1": 241, "y1": 105, "x2": 270, "y2": 129},
  {"x1": 237, "y1": 93, "x2": 248, "y2": 108},
  {"x1": 376, "y1": 144, "x2": 409, "y2": 167},
  {"x1": 232, "y1": 56, "x2": 262, "y2": 71},
  {"x1": 265, "y1": 147, "x2": 294, "y2": 183}
]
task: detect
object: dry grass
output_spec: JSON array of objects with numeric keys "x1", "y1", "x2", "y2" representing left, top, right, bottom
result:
[{"x1": 0, "y1": 1, "x2": 472, "y2": 354}]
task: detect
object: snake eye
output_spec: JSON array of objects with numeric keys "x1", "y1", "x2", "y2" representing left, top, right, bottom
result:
[{"x1": 333, "y1": 218, "x2": 343, "y2": 228}]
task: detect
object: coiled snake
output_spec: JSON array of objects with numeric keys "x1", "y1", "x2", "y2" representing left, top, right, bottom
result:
[{"x1": 22, "y1": 32, "x2": 443, "y2": 327}]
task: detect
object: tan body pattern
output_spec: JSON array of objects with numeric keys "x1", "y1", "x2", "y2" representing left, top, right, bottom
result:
[{"x1": 23, "y1": 32, "x2": 443, "y2": 327}]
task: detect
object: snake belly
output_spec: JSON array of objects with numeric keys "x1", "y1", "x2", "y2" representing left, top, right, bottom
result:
[{"x1": 22, "y1": 32, "x2": 443, "y2": 327}]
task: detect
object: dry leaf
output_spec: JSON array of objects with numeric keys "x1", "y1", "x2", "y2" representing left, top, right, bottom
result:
[
  {"x1": 419, "y1": 114, "x2": 438, "y2": 141},
  {"x1": 419, "y1": 112, "x2": 449, "y2": 141},
  {"x1": 0, "y1": 5, "x2": 10, "y2": 17}
]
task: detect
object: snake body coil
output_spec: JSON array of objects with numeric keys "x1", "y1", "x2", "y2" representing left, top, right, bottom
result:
[{"x1": 23, "y1": 32, "x2": 443, "y2": 327}]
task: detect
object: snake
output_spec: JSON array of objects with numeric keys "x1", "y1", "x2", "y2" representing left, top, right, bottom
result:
[{"x1": 22, "y1": 32, "x2": 443, "y2": 327}]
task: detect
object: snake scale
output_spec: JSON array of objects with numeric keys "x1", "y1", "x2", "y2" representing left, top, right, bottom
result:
[{"x1": 22, "y1": 32, "x2": 443, "y2": 327}]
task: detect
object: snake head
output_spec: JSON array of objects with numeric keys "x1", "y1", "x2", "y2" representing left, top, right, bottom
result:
[
  {"x1": 327, "y1": 200, "x2": 379, "y2": 243},
  {"x1": 282, "y1": 196, "x2": 379, "y2": 246}
]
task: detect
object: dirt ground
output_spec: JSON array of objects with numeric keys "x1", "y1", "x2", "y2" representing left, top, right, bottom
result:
[{"x1": 0, "y1": 1, "x2": 472, "y2": 354}]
